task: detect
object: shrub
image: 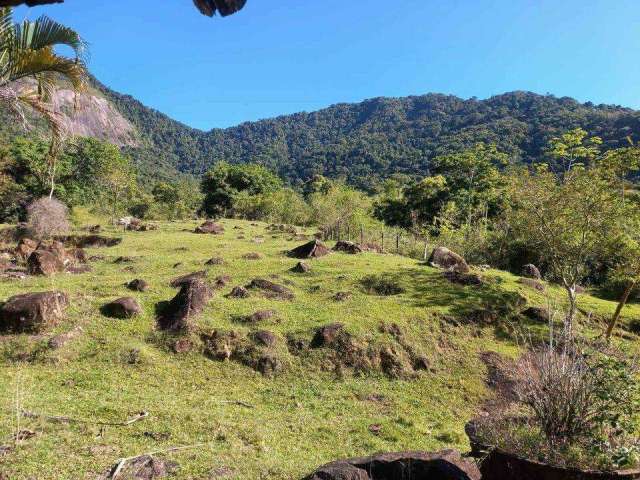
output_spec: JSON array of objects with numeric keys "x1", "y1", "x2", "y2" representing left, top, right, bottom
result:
[
  {"x1": 476, "y1": 337, "x2": 640, "y2": 470},
  {"x1": 27, "y1": 197, "x2": 70, "y2": 239}
]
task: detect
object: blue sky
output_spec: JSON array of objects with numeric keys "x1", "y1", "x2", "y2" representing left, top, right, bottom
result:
[{"x1": 14, "y1": 0, "x2": 640, "y2": 130}]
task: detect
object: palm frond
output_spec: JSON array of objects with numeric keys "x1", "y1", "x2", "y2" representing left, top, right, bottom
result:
[
  {"x1": 7, "y1": 46, "x2": 86, "y2": 90},
  {"x1": 14, "y1": 14, "x2": 87, "y2": 62}
]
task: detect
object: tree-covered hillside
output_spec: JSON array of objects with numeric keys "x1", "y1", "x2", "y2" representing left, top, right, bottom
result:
[{"x1": 8, "y1": 75, "x2": 640, "y2": 190}]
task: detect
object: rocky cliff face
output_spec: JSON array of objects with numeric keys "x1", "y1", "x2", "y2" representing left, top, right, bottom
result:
[{"x1": 52, "y1": 87, "x2": 138, "y2": 147}]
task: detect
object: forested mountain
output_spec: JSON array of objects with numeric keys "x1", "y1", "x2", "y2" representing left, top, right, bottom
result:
[{"x1": 8, "y1": 75, "x2": 640, "y2": 190}]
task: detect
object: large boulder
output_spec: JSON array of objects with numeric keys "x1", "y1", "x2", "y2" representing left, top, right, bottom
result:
[
  {"x1": 0, "y1": 291, "x2": 68, "y2": 332},
  {"x1": 428, "y1": 247, "x2": 470, "y2": 273},
  {"x1": 303, "y1": 450, "x2": 480, "y2": 480},
  {"x1": 195, "y1": 221, "x2": 224, "y2": 234},
  {"x1": 312, "y1": 322, "x2": 345, "y2": 347},
  {"x1": 157, "y1": 279, "x2": 212, "y2": 332},
  {"x1": 101, "y1": 297, "x2": 142, "y2": 319},
  {"x1": 288, "y1": 239, "x2": 331, "y2": 259},
  {"x1": 15, "y1": 237, "x2": 38, "y2": 260},
  {"x1": 127, "y1": 279, "x2": 150, "y2": 292},
  {"x1": 246, "y1": 278, "x2": 294, "y2": 300},
  {"x1": 169, "y1": 271, "x2": 206, "y2": 288},
  {"x1": 521, "y1": 264, "x2": 542, "y2": 280},
  {"x1": 333, "y1": 240, "x2": 363, "y2": 254},
  {"x1": 27, "y1": 250, "x2": 64, "y2": 276}
]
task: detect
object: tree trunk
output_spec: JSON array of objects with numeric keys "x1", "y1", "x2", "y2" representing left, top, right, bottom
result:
[
  {"x1": 605, "y1": 279, "x2": 637, "y2": 342},
  {"x1": 564, "y1": 283, "x2": 577, "y2": 334}
]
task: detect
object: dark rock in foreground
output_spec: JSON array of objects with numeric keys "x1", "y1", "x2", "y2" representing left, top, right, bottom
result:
[
  {"x1": 0, "y1": 291, "x2": 68, "y2": 333},
  {"x1": 27, "y1": 250, "x2": 64, "y2": 276},
  {"x1": 302, "y1": 450, "x2": 480, "y2": 480},
  {"x1": 157, "y1": 279, "x2": 212, "y2": 332}
]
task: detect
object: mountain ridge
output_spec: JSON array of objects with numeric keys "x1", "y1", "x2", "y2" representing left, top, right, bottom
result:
[{"x1": 6, "y1": 76, "x2": 640, "y2": 189}]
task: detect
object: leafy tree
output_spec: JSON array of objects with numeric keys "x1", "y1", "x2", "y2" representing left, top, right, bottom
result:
[
  {"x1": 546, "y1": 128, "x2": 602, "y2": 175},
  {"x1": 200, "y1": 161, "x2": 282, "y2": 217},
  {"x1": 375, "y1": 143, "x2": 508, "y2": 230},
  {"x1": 506, "y1": 164, "x2": 627, "y2": 332}
]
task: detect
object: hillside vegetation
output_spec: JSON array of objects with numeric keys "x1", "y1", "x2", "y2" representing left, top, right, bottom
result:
[
  {"x1": 0, "y1": 219, "x2": 638, "y2": 479},
  {"x1": 4, "y1": 75, "x2": 640, "y2": 189}
]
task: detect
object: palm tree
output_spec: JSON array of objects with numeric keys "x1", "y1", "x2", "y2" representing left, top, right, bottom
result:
[{"x1": 0, "y1": 6, "x2": 87, "y2": 197}]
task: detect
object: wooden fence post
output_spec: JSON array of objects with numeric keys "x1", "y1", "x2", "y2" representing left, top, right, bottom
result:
[
  {"x1": 360, "y1": 225, "x2": 364, "y2": 245},
  {"x1": 381, "y1": 231, "x2": 385, "y2": 253},
  {"x1": 423, "y1": 241, "x2": 429, "y2": 261},
  {"x1": 396, "y1": 233, "x2": 400, "y2": 253}
]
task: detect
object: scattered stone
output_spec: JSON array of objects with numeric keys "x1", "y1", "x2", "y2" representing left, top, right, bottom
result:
[
  {"x1": 205, "y1": 257, "x2": 224, "y2": 266},
  {"x1": 114, "y1": 256, "x2": 134, "y2": 264},
  {"x1": 213, "y1": 275, "x2": 231, "y2": 289},
  {"x1": 480, "y1": 351, "x2": 518, "y2": 405},
  {"x1": 442, "y1": 270, "x2": 484, "y2": 286},
  {"x1": 61, "y1": 235, "x2": 122, "y2": 248},
  {"x1": 195, "y1": 220, "x2": 224, "y2": 234},
  {"x1": 101, "y1": 455, "x2": 178, "y2": 480},
  {"x1": 242, "y1": 252, "x2": 263, "y2": 260},
  {"x1": 521, "y1": 263, "x2": 542, "y2": 280},
  {"x1": 522, "y1": 306, "x2": 550, "y2": 324},
  {"x1": 468, "y1": 309, "x2": 498, "y2": 326},
  {"x1": 245, "y1": 309, "x2": 276, "y2": 323},
  {"x1": 291, "y1": 261, "x2": 311, "y2": 273},
  {"x1": 517, "y1": 277, "x2": 545, "y2": 291},
  {"x1": 208, "y1": 466, "x2": 234, "y2": 479},
  {"x1": 333, "y1": 240, "x2": 363, "y2": 254},
  {"x1": 27, "y1": 250, "x2": 64, "y2": 275},
  {"x1": 253, "y1": 330, "x2": 277, "y2": 347},
  {"x1": 332, "y1": 291, "x2": 352, "y2": 302},
  {"x1": 173, "y1": 338, "x2": 194, "y2": 354},
  {"x1": 65, "y1": 264, "x2": 92, "y2": 274},
  {"x1": 87, "y1": 224, "x2": 101, "y2": 233},
  {"x1": 1, "y1": 270, "x2": 27, "y2": 281},
  {"x1": 312, "y1": 323, "x2": 345, "y2": 347},
  {"x1": 368, "y1": 423, "x2": 382, "y2": 435},
  {"x1": 102, "y1": 297, "x2": 142, "y2": 319},
  {"x1": 173, "y1": 262, "x2": 183, "y2": 268},
  {"x1": 428, "y1": 246, "x2": 470, "y2": 273},
  {"x1": 48, "y1": 326, "x2": 83, "y2": 350},
  {"x1": 169, "y1": 271, "x2": 206, "y2": 288},
  {"x1": 303, "y1": 450, "x2": 481, "y2": 480},
  {"x1": 157, "y1": 279, "x2": 212, "y2": 332},
  {"x1": 0, "y1": 291, "x2": 68, "y2": 332},
  {"x1": 227, "y1": 286, "x2": 250, "y2": 298},
  {"x1": 15, "y1": 237, "x2": 38, "y2": 259},
  {"x1": 246, "y1": 278, "x2": 294, "y2": 300},
  {"x1": 127, "y1": 279, "x2": 150, "y2": 292},
  {"x1": 288, "y1": 239, "x2": 331, "y2": 259}
]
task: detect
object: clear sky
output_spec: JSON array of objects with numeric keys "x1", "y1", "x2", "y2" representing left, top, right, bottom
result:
[{"x1": 13, "y1": 0, "x2": 640, "y2": 130}]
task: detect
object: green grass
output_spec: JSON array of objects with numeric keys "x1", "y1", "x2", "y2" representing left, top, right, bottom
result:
[{"x1": 0, "y1": 219, "x2": 637, "y2": 479}]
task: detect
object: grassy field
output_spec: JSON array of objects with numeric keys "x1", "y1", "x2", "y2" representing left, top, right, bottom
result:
[{"x1": 0, "y1": 219, "x2": 637, "y2": 479}]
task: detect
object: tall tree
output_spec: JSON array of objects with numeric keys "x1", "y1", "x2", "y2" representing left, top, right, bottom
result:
[
  {"x1": 507, "y1": 164, "x2": 626, "y2": 333},
  {"x1": 0, "y1": 6, "x2": 87, "y2": 197}
]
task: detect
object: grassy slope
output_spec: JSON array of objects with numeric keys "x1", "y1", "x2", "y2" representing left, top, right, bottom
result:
[{"x1": 0, "y1": 220, "x2": 637, "y2": 479}]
